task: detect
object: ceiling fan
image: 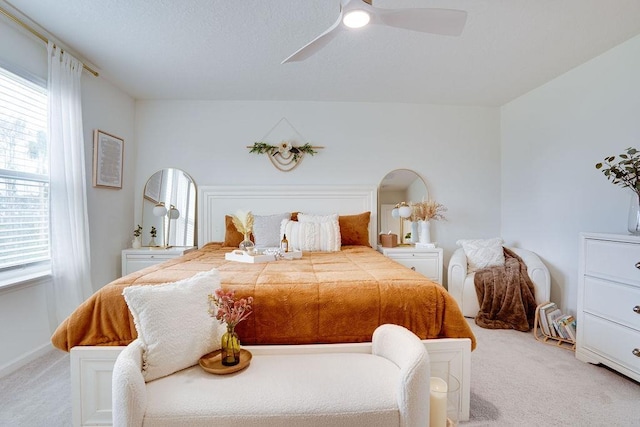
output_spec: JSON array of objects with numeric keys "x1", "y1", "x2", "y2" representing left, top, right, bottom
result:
[{"x1": 282, "y1": 0, "x2": 467, "y2": 64}]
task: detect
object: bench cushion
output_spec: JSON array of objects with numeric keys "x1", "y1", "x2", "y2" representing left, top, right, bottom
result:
[{"x1": 143, "y1": 353, "x2": 400, "y2": 427}]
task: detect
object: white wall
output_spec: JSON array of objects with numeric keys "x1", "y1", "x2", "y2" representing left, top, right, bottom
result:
[
  {"x1": 134, "y1": 101, "x2": 501, "y2": 266},
  {"x1": 501, "y1": 34, "x2": 640, "y2": 313},
  {"x1": 0, "y1": 18, "x2": 135, "y2": 374}
]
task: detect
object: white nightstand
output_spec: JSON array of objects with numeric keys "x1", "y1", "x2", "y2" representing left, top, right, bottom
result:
[
  {"x1": 377, "y1": 245, "x2": 444, "y2": 284},
  {"x1": 121, "y1": 247, "x2": 196, "y2": 276}
]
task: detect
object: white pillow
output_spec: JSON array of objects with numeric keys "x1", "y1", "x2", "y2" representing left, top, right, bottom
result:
[
  {"x1": 456, "y1": 237, "x2": 505, "y2": 273},
  {"x1": 281, "y1": 219, "x2": 341, "y2": 252},
  {"x1": 297, "y1": 213, "x2": 338, "y2": 223},
  {"x1": 252, "y1": 213, "x2": 290, "y2": 247},
  {"x1": 122, "y1": 268, "x2": 226, "y2": 382}
]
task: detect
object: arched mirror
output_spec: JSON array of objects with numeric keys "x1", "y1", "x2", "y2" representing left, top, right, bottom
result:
[
  {"x1": 378, "y1": 169, "x2": 428, "y2": 245},
  {"x1": 142, "y1": 168, "x2": 196, "y2": 247}
]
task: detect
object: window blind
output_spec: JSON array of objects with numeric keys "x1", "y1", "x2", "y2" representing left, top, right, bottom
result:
[{"x1": 0, "y1": 67, "x2": 49, "y2": 271}]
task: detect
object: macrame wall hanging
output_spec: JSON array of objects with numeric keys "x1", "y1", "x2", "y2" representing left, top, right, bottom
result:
[{"x1": 247, "y1": 117, "x2": 323, "y2": 172}]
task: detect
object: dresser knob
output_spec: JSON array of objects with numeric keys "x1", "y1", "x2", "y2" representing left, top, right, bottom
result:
[
  {"x1": 634, "y1": 306, "x2": 640, "y2": 314},
  {"x1": 634, "y1": 349, "x2": 640, "y2": 358},
  {"x1": 636, "y1": 262, "x2": 640, "y2": 270}
]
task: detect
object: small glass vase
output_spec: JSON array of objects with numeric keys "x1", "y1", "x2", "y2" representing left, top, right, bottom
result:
[
  {"x1": 629, "y1": 193, "x2": 640, "y2": 235},
  {"x1": 239, "y1": 233, "x2": 255, "y2": 252},
  {"x1": 221, "y1": 325, "x2": 241, "y2": 366}
]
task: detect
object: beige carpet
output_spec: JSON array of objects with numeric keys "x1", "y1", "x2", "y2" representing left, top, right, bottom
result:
[{"x1": 1, "y1": 319, "x2": 639, "y2": 426}]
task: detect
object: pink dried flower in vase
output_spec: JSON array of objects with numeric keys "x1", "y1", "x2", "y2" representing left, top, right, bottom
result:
[{"x1": 208, "y1": 288, "x2": 254, "y2": 329}]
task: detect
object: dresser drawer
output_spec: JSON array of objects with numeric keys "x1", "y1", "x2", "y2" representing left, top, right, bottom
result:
[
  {"x1": 582, "y1": 313, "x2": 640, "y2": 374},
  {"x1": 584, "y1": 238, "x2": 640, "y2": 286},
  {"x1": 583, "y1": 277, "x2": 640, "y2": 330}
]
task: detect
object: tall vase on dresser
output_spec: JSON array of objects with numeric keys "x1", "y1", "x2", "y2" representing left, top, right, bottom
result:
[
  {"x1": 419, "y1": 220, "x2": 431, "y2": 245},
  {"x1": 629, "y1": 193, "x2": 640, "y2": 235}
]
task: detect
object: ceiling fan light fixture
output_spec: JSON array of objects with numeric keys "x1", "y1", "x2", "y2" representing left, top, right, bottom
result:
[{"x1": 342, "y1": 10, "x2": 370, "y2": 28}]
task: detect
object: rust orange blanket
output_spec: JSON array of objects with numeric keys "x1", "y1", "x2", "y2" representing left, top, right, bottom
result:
[{"x1": 51, "y1": 244, "x2": 476, "y2": 351}]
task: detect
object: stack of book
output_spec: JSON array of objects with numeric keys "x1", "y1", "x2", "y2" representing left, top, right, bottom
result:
[{"x1": 537, "y1": 302, "x2": 576, "y2": 342}]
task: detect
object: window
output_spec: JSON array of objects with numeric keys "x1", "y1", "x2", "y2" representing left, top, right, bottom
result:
[{"x1": 0, "y1": 66, "x2": 49, "y2": 275}]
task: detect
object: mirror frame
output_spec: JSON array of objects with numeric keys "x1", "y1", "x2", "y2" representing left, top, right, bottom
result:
[
  {"x1": 142, "y1": 168, "x2": 197, "y2": 248},
  {"x1": 377, "y1": 169, "x2": 428, "y2": 245}
]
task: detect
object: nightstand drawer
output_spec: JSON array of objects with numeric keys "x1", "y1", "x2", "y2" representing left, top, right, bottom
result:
[
  {"x1": 121, "y1": 247, "x2": 195, "y2": 276},
  {"x1": 377, "y1": 245, "x2": 443, "y2": 284}
]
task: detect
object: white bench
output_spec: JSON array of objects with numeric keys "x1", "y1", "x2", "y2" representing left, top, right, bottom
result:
[{"x1": 112, "y1": 324, "x2": 430, "y2": 427}]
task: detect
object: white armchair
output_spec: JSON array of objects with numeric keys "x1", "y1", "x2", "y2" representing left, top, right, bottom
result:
[{"x1": 447, "y1": 247, "x2": 550, "y2": 318}]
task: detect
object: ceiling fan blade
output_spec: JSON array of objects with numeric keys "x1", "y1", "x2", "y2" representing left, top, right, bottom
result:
[
  {"x1": 376, "y1": 8, "x2": 467, "y2": 36},
  {"x1": 281, "y1": 15, "x2": 344, "y2": 64}
]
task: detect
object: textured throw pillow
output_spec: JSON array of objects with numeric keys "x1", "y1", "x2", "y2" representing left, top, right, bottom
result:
[
  {"x1": 223, "y1": 215, "x2": 253, "y2": 247},
  {"x1": 456, "y1": 237, "x2": 505, "y2": 273},
  {"x1": 281, "y1": 219, "x2": 341, "y2": 252},
  {"x1": 297, "y1": 213, "x2": 339, "y2": 223},
  {"x1": 122, "y1": 268, "x2": 226, "y2": 382},
  {"x1": 253, "y1": 212, "x2": 291, "y2": 247},
  {"x1": 338, "y1": 212, "x2": 371, "y2": 247}
]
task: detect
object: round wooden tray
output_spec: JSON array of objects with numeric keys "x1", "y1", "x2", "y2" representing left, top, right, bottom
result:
[{"x1": 198, "y1": 349, "x2": 252, "y2": 375}]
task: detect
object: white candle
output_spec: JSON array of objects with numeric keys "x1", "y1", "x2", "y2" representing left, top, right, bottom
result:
[{"x1": 430, "y1": 376, "x2": 448, "y2": 427}]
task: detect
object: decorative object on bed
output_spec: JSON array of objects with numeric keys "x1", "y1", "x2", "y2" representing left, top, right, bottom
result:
[
  {"x1": 252, "y1": 212, "x2": 290, "y2": 247},
  {"x1": 132, "y1": 225, "x2": 142, "y2": 249},
  {"x1": 411, "y1": 200, "x2": 447, "y2": 248},
  {"x1": 339, "y1": 211, "x2": 372, "y2": 246},
  {"x1": 121, "y1": 268, "x2": 225, "y2": 382},
  {"x1": 209, "y1": 288, "x2": 254, "y2": 366},
  {"x1": 281, "y1": 217, "x2": 341, "y2": 251},
  {"x1": 141, "y1": 168, "x2": 196, "y2": 247},
  {"x1": 448, "y1": 244, "x2": 551, "y2": 319},
  {"x1": 595, "y1": 147, "x2": 640, "y2": 234},
  {"x1": 231, "y1": 210, "x2": 255, "y2": 251}
]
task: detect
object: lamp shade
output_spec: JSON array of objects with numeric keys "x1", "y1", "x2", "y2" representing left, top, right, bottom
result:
[
  {"x1": 398, "y1": 205, "x2": 412, "y2": 218},
  {"x1": 153, "y1": 203, "x2": 167, "y2": 217},
  {"x1": 168, "y1": 207, "x2": 180, "y2": 220},
  {"x1": 391, "y1": 208, "x2": 400, "y2": 219}
]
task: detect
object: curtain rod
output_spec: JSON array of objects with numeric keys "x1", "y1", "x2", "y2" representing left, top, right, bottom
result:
[{"x1": 0, "y1": 5, "x2": 99, "y2": 77}]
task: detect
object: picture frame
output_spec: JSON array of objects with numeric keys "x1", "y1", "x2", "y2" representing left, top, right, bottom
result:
[
  {"x1": 144, "y1": 169, "x2": 163, "y2": 203},
  {"x1": 92, "y1": 129, "x2": 124, "y2": 189}
]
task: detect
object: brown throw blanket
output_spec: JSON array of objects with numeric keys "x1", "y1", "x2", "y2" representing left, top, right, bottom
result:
[{"x1": 474, "y1": 248, "x2": 536, "y2": 331}]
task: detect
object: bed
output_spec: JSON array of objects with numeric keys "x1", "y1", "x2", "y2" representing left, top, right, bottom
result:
[{"x1": 57, "y1": 185, "x2": 475, "y2": 426}]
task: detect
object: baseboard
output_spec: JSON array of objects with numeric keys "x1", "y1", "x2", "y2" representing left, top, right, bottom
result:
[{"x1": 0, "y1": 342, "x2": 53, "y2": 378}]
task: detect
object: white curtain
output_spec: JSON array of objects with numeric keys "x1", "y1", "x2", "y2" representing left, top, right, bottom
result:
[{"x1": 47, "y1": 41, "x2": 93, "y2": 323}]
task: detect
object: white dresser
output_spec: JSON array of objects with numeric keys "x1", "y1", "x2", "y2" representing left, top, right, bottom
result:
[
  {"x1": 121, "y1": 246, "x2": 196, "y2": 276},
  {"x1": 577, "y1": 232, "x2": 640, "y2": 382},
  {"x1": 377, "y1": 245, "x2": 443, "y2": 284}
]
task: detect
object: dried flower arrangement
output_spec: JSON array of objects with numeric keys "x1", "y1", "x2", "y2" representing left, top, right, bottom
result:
[
  {"x1": 410, "y1": 200, "x2": 447, "y2": 222},
  {"x1": 150, "y1": 226, "x2": 157, "y2": 238},
  {"x1": 133, "y1": 224, "x2": 142, "y2": 237},
  {"x1": 208, "y1": 288, "x2": 254, "y2": 329},
  {"x1": 231, "y1": 210, "x2": 254, "y2": 236}
]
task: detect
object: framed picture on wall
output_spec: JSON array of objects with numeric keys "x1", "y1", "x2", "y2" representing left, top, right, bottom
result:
[{"x1": 92, "y1": 129, "x2": 124, "y2": 189}]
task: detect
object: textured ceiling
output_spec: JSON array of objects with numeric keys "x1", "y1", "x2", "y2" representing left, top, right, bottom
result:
[{"x1": 4, "y1": 0, "x2": 640, "y2": 106}]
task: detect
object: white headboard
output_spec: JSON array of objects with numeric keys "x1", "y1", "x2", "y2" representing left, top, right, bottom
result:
[{"x1": 197, "y1": 185, "x2": 377, "y2": 248}]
